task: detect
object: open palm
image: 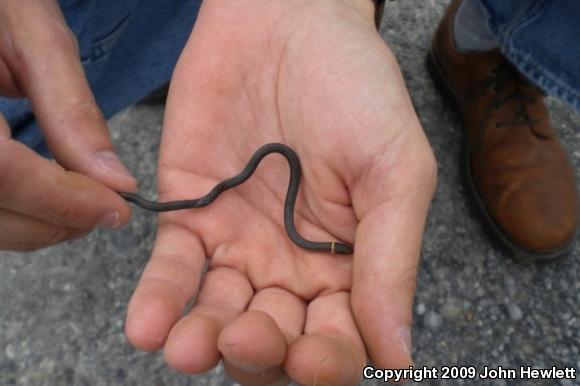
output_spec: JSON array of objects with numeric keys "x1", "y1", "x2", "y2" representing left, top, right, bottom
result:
[{"x1": 126, "y1": 1, "x2": 436, "y2": 385}]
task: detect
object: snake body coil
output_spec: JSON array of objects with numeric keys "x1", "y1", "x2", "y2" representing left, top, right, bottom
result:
[{"x1": 120, "y1": 143, "x2": 353, "y2": 255}]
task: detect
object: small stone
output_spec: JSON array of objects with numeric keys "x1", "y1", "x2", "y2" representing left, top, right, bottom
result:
[
  {"x1": 503, "y1": 275, "x2": 517, "y2": 297},
  {"x1": 415, "y1": 303, "x2": 426, "y2": 316},
  {"x1": 5, "y1": 344, "x2": 15, "y2": 359},
  {"x1": 425, "y1": 311, "x2": 443, "y2": 330},
  {"x1": 507, "y1": 304, "x2": 523, "y2": 321},
  {"x1": 39, "y1": 358, "x2": 56, "y2": 371},
  {"x1": 558, "y1": 279, "x2": 570, "y2": 291},
  {"x1": 441, "y1": 299, "x2": 462, "y2": 318}
]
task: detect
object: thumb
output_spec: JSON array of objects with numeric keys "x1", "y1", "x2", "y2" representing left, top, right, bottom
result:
[
  {"x1": 351, "y1": 137, "x2": 437, "y2": 369},
  {"x1": 2, "y1": 2, "x2": 136, "y2": 192}
]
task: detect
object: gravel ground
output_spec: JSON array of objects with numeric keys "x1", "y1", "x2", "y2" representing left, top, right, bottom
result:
[{"x1": 1, "y1": 1, "x2": 579, "y2": 385}]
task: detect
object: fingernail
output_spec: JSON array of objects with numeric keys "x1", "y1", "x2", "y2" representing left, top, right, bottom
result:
[
  {"x1": 399, "y1": 326, "x2": 414, "y2": 362},
  {"x1": 98, "y1": 211, "x2": 120, "y2": 229},
  {"x1": 95, "y1": 150, "x2": 131, "y2": 176}
]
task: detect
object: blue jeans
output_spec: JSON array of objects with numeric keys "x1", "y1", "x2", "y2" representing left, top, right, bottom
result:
[
  {"x1": 479, "y1": 0, "x2": 580, "y2": 111},
  {"x1": 1, "y1": 0, "x2": 579, "y2": 155},
  {"x1": 1, "y1": 0, "x2": 201, "y2": 156}
]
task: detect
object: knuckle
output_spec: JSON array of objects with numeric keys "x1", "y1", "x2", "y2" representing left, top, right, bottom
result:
[
  {"x1": 36, "y1": 20, "x2": 78, "y2": 54},
  {"x1": 8, "y1": 20, "x2": 79, "y2": 67},
  {"x1": 426, "y1": 151, "x2": 438, "y2": 185},
  {"x1": 49, "y1": 200, "x2": 80, "y2": 226},
  {"x1": 62, "y1": 100, "x2": 105, "y2": 131},
  {"x1": 416, "y1": 146, "x2": 438, "y2": 197},
  {"x1": 56, "y1": 24, "x2": 79, "y2": 53}
]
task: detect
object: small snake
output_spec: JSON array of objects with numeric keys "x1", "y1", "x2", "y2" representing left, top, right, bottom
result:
[{"x1": 120, "y1": 143, "x2": 353, "y2": 255}]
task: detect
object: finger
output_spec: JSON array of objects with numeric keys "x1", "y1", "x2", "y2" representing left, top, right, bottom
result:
[
  {"x1": 0, "y1": 138, "x2": 130, "y2": 228},
  {"x1": 219, "y1": 288, "x2": 306, "y2": 385},
  {"x1": 248, "y1": 287, "x2": 306, "y2": 343},
  {"x1": 219, "y1": 311, "x2": 288, "y2": 386},
  {"x1": 285, "y1": 292, "x2": 366, "y2": 386},
  {"x1": 2, "y1": 3, "x2": 136, "y2": 191},
  {"x1": 0, "y1": 208, "x2": 87, "y2": 251},
  {"x1": 125, "y1": 222, "x2": 207, "y2": 351},
  {"x1": 351, "y1": 136, "x2": 437, "y2": 368},
  {"x1": 163, "y1": 267, "x2": 253, "y2": 374},
  {"x1": 0, "y1": 59, "x2": 22, "y2": 97}
]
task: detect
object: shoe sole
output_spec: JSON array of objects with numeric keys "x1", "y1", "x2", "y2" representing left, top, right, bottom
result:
[{"x1": 426, "y1": 48, "x2": 575, "y2": 261}]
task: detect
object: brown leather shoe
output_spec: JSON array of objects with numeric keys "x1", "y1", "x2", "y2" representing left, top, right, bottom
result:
[{"x1": 428, "y1": 0, "x2": 578, "y2": 260}]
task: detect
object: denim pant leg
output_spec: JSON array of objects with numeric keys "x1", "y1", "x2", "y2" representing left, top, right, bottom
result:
[
  {"x1": 479, "y1": 0, "x2": 580, "y2": 111},
  {"x1": 0, "y1": 0, "x2": 201, "y2": 156}
]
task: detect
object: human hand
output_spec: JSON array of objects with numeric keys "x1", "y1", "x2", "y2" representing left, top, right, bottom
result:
[
  {"x1": 126, "y1": 0, "x2": 436, "y2": 385},
  {"x1": 0, "y1": 0, "x2": 135, "y2": 251}
]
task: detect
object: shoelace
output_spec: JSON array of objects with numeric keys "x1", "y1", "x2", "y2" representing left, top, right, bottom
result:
[
  {"x1": 466, "y1": 61, "x2": 541, "y2": 128},
  {"x1": 488, "y1": 63, "x2": 541, "y2": 129}
]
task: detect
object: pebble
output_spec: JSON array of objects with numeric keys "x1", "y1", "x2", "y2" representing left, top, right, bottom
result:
[
  {"x1": 441, "y1": 299, "x2": 462, "y2": 318},
  {"x1": 5, "y1": 344, "x2": 15, "y2": 360},
  {"x1": 503, "y1": 275, "x2": 517, "y2": 297},
  {"x1": 425, "y1": 311, "x2": 443, "y2": 330},
  {"x1": 507, "y1": 304, "x2": 524, "y2": 321},
  {"x1": 415, "y1": 303, "x2": 426, "y2": 316}
]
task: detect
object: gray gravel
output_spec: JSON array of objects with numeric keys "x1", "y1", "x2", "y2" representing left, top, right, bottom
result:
[{"x1": 1, "y1": 1, "x2": 579, "y2": 385}]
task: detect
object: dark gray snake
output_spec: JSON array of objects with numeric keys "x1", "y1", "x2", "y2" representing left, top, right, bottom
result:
[{"x1": 120, "y1": 143, "x2": 353, "y2": 255}]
